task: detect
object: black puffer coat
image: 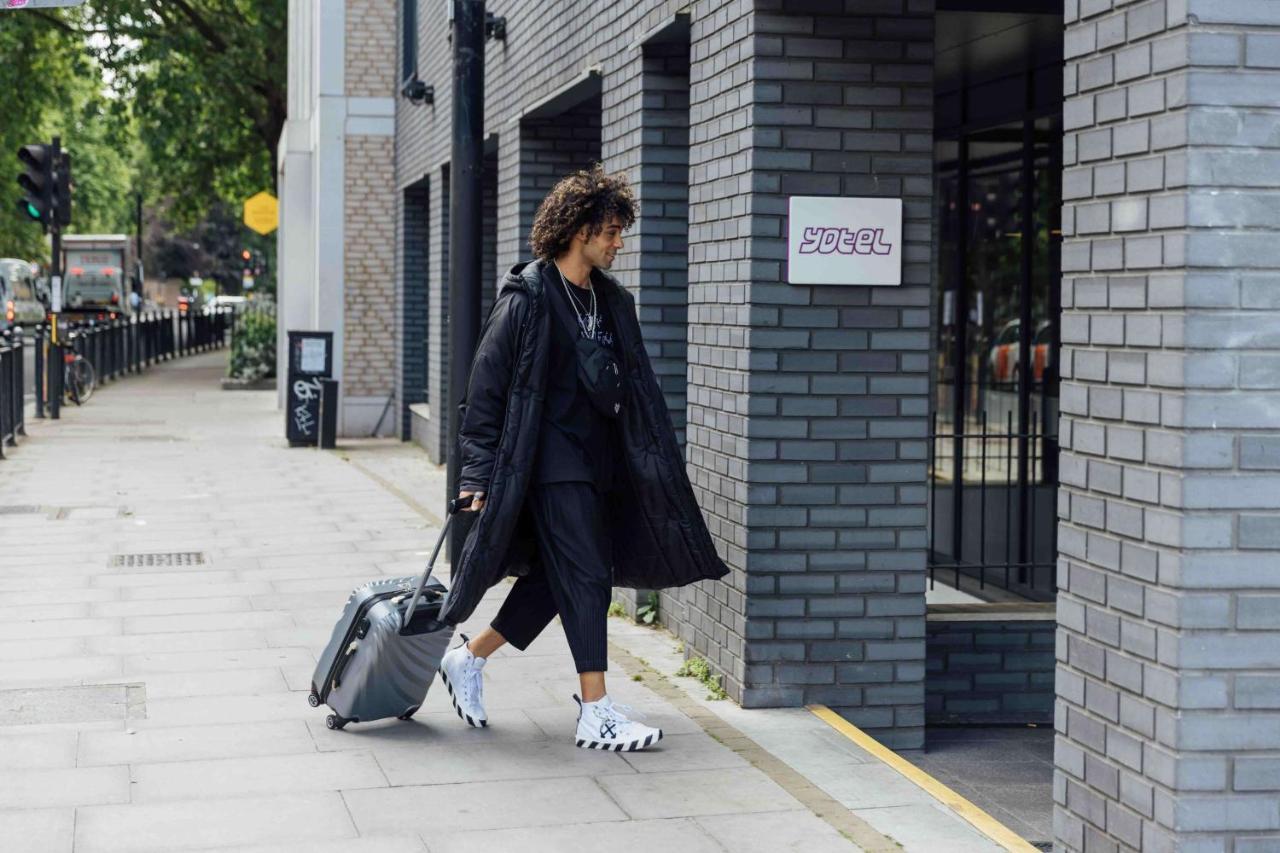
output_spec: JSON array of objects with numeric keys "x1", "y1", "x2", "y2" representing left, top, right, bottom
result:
[{"x1": 439, "y1": 259, "x2": 729, "y2": 625}]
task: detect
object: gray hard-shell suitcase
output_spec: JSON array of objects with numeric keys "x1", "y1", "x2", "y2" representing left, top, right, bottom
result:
[{"x1": 307, "y1": 498, "x2": 468, "y2": 730}]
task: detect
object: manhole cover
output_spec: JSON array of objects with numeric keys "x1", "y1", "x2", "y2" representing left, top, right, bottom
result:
[
  {"x1": 0, "y1": 505, "x2": 41, "y2": 515},
  {"x1": 110, "y1": 552, "x2": 207, "y2": 568},
  {"x1": 0, "y1": 684, "x2": 146, "y2": 725}
]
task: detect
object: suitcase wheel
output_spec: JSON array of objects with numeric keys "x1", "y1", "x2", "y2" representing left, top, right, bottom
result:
[
  {"x1": 307, "y1": 692, "x2": 320, "y2": 708},
  {"x1": 325, "y1": 714, "x2": 348, "y2": 731},
  {"x1": 398, "y1": 705, "x2": 420, "y2": 721}
]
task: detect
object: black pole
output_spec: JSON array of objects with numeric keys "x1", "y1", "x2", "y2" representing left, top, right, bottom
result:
[
  {"x1": 135, "y1": 192, "x2": 143, "y2": 295},
  {"x1": 48, "y1": 137, "x2": 63, "y2": 420},
  {"x1": 446, "y1": 0, "x2": 486, "y2": 562}
]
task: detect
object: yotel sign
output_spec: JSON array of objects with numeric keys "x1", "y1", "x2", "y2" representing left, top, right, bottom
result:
[{"x1": 787, "y1": 196, "x2": 903, "y2": 286}]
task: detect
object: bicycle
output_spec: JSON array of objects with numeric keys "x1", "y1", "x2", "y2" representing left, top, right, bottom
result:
[{"x1": 62, "y1": 333, "x2": 96, "y2": 405}]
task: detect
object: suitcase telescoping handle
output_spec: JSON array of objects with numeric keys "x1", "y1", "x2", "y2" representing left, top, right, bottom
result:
[{"x1": 401, "y1": 494, "x2": 473, "y2": 631}]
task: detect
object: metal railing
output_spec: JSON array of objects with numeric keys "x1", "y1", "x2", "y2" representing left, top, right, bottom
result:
[
  {"x1": 928, "y1": 409, "x2": 1058, "y2": 600},
  {"x1": 0, "y1": 308, "x2": 233, "y2": 456},
  {"x1": 0, "y1": 330, "x2": 25, "y2": 458}
]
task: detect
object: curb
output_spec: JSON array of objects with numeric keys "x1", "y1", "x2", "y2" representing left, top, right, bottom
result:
[{"x1": 807, "y1": 705, "x2": 1040, "y2": 853}]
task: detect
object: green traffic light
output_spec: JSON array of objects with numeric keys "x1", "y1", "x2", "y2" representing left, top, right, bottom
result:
[{"x1": 23, "y1": 201, "x2": 41, "y2": 220}]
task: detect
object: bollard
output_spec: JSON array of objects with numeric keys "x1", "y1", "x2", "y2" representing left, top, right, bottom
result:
[
  {"x1": 48, "y1": 341, "x2": 62, "y2": 420},
  {"x1": 318, "y1": 379, "x2": 339, "y2": 450},
  {"x1": 12, "y1": 329, "x2": 23, "y2": 438},
  {"x1": 33, "y1": 324, "x2": 45, "y2": 419},
  {"x1": 0, "y1": 334, "x2": 10, "y2": 453}
]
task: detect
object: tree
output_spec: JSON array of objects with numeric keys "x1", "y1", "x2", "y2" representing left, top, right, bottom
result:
[
  {"x1": 36, "y1": 0, "x2": 286, "y2": 228},
  {"x1": 0, "y1": 12, "x2": 139, "y2": 260}
]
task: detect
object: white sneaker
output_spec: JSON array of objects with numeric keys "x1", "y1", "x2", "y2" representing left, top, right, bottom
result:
[
  {"x1": 439, "y1": 634, "x2": 487, "y2": 727},
  {"x1": 574, "y1": 694, "x2": 663, "y2": 751}
]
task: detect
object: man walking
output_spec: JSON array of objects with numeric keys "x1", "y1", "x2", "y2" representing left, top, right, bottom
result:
[{"x1": 437, "y1": 164, "x2": 728, "y2": 752}]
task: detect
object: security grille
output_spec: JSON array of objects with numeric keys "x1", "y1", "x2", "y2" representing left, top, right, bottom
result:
[{"x1": 110, "y1": 552, "x2": 207, "y2": 568}]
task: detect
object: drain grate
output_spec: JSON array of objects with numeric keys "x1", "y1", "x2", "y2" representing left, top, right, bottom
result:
[
  {"x1": 110, "y1": 552, "x2": 207, "y2": 568},
  {"x1": 0, "y1": 505, "x2": 41, "y2": 515}
]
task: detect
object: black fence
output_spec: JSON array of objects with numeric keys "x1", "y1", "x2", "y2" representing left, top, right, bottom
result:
[
  {"x1": 0, "y1": 308, "x2": 233, "y2": 457},
  {"x1": 0, "y1": 330, "x2": 25, "y2": 458},
  {"x1": 928, "y1": 410, "x2": 1058, "y2": 601}
]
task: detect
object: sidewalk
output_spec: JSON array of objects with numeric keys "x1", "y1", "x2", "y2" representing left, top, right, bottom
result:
[{"x1": 0, "y1": 351, "x2": 1014, "y2": 853}]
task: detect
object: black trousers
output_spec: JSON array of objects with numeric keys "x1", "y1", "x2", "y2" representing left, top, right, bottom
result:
[{"x1": 490, "y1": 482, "x2": 611, "y2": 673}]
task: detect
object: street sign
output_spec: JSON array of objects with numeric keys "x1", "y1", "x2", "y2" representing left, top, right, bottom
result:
[
  {"x1": 2, "y1": 0, "x2": 86, "y2": 8},
  {"x1": 243, "y1": 191, "x2": 279, "y2": 235}
]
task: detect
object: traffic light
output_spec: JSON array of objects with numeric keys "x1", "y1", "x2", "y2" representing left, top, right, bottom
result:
[
  {"x1": 54, "y1": 152, "x2": 71, "y2": 225},
  {"x1": 15, "y1": 141, "x2": 70, "y2": 229},
  {"x1": 17, "y1": 143, "x2": 53, "y2": 225}
]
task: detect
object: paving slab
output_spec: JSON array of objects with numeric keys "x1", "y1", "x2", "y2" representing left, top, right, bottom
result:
[
  {"x1": 0, "y1": 765, "x2": 130, "y2": 809},
  {"x1": 696, "y1": 810, "x2": 864, "y2": 853},
  {"x1": 74, "y1": 792, "x2": 357, "y2": 853},
  {"x1": 0, "y1": 730, "x2": 78, "y2": 769},
  {"x1": 597, "y1": 767, "x2": 803, "y2": 820},
  {"x1": 429, "y1": 817, "x2": 725, "y2": 853},
  {"x1": 343, "y1": 777, "x2": 628, "y2": 834},
  {"x1": 79, "y1": 719, "x2": 317, "y2": 766},
  {"x1": 370, "y1": 737, "x2": 638, "y2": 786},
  {"x1": 0, "y1": 807, "x2": 74, "y2": 853},
  {"x1": 131, "y1": 750, "x2": 389, "y2": 802},
  {"x1": 196, "y1": 835, "x2": 429, "y2": 853}
]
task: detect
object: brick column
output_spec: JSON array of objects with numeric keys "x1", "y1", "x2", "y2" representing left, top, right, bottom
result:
[
  {"x1": 1057, "y1": 3, "x2": 1280, "y2": 850},
  {"x1": 603, "y1": 37, "x2": 694, "y2": 622},
  {"x1": 685, "y1": 0, "x2": 933, "y2": 749}
]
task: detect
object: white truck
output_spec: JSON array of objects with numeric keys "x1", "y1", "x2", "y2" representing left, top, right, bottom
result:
[{"x1": 60, "y1": 234, "x2": 136, "y2": 318}]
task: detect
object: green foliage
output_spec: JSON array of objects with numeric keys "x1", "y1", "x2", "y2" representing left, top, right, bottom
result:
[
  {"x1": 675, "y1": 656, "x2": 728, "y2": 701},
  {"x1": 0, "y1": 9, "x2": 139, "y2": 260},
  {"x1": 607, "y1": 601, "x2": 626, "y2": 618},
  {"x1": 228, "y1": 309, "x2": 276, "y2": 380},
  {"x1": 82, "y1": 0, "x2": 286, "y2": 228},
  {"x1": 636, "y1": 591, "x2": 660, "y2": 626}
]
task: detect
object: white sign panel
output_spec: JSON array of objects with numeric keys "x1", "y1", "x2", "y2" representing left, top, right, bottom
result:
[
  {"x1": 787, "y1": 196, "x2": 903, "y2": 286},
  {"x1": 300, "y1": 338, "x2": 327, "y2": 373}
]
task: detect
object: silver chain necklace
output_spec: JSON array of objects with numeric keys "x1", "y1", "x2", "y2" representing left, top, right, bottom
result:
[{"x1": 555, "y1": 262, "x2": 598, "y2": 339}]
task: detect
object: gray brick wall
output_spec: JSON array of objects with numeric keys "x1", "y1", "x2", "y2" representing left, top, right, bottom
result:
[
  {"x1": 926, "y1": 610, "x2": 1056, "y2": 725},
  {"x1": 1057, "y1": 2, "x2": 1280, "y2": 850},
  {"x1": 712, "y1": 0, "x2": 934, "y2": 750}
]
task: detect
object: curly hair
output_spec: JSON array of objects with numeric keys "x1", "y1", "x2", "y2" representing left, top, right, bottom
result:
[{"x1": 528, "y1": 164, "x2": 637, "y2": 261}]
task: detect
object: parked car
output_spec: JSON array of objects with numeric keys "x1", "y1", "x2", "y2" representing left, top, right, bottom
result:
[
  {"x1": 987, "y1": 319, "x2": 1052, "y2": 385},
  {"x1": 0, "y1": 258, "x2": 47, "y2": 332}
]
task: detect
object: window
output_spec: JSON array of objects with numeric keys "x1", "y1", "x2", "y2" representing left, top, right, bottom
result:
[{"x1": 400, "y1": 0, "x2": 418, "y2": 85}]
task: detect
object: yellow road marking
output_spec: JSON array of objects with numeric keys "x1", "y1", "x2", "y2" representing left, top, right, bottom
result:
[{"x1": 807, "y1": 705, "x2": 1041, "y2": 853}]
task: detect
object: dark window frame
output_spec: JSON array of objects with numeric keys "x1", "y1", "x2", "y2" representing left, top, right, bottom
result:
[{"x1": 400, "y1": 0, "x2": 418, "y2": 87}]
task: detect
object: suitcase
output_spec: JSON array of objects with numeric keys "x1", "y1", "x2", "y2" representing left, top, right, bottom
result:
[{"x1": 307, "y1": 497, "x2": 469, "y2": 730}]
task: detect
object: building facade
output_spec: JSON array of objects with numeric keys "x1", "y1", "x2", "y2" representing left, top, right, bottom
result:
[
  {"x1": 296, "y1": 0, "x2": 1280, "y2": 849},
  {"x1": 277, "y1": 0, "x2": 399, "y2": 436}
]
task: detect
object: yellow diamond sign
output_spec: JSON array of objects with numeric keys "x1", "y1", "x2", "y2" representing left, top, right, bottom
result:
[{"x1": 243, "y1": 191, "x2": 279, "y2": 235}]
